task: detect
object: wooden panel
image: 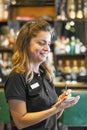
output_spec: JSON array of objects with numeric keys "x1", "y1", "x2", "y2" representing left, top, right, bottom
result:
[{"x1": 10, "y1": 6, "x2": 56, "y2": 20}]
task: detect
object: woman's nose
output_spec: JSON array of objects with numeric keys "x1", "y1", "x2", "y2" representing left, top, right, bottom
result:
[{"x1": 44, "y1": 44, "x2": 50, "y2": 51}]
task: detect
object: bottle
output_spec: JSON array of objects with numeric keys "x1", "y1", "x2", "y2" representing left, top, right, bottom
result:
[
  {"x1": 0, "y1": 0, "x2": 4, "y2": 21},
  {"x1": 59, "y1": 36, "x2": 66, "y2": 54},
  {"x1": 57, "y1": 0, "x2": 67, "y2": 20},
  {"x1": 4, "y1": 3, "x2": 9, "y2": 20},
  {"x1": 71, "y1": 60, "x2": 79, "y2": 82},
  {"x1": 75, "y1": 38, "x2": 81, "y2": 54},
  {"x1": 83, "y1": 0, "x2": 87, "y2": 19},
  {"x1": 79, "y1": 60, "x2": 87, "y2": 76},
  {"x1": 67, "y1": 0, "x2": 76, "y2": 19},
  {"x1": 56, "y1": 60, "x2": 64, "y2": 82},
  {"x1": 65, "y1": 38, "x2": 71, "y2": 54},
  {"x1": 54, "y1": 37, "x2": 61, "y2": 54},
  {"x1": 9, "y1": 28, "x2": 16, "y2": 49},
  {"x1": 80, "y1": 42, "x2": 87, "y2": 54},
  {"x1": 2, "y1": 52, "x2": 8, "y2": 76},
  {"x1": 57, "y1": 60, "x2": 64, "y2": 75},
  {"x1": 70, "y1": 36, "x2": 76, "y2": 55},
  {"x1": 76, "y1": 0, "x2": 83, "y2": 19},
  {"x1": 64, "y1": 60, "x2": 72, "y2": 83}
]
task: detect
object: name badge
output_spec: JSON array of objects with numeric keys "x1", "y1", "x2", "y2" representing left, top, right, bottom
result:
[{"x1": 30, "y1": 82, "x2": 40, "y2": 89}]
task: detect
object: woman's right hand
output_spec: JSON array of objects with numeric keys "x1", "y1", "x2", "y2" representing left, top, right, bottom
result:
[{"x1": 52, "y1": 89, "x2": 80, "y2": 113}]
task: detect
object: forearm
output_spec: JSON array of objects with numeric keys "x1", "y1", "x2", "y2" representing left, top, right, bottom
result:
[{"x1": 10, "y1": 106, "x2": 57, "y2": 129}]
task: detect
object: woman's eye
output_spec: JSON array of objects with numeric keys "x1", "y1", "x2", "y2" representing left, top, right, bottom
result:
[
  {"x1": 37, "y1": 41, "x2": 51, "y2": 47},
  {"x1": 38, "y1": 42, "x2": 45, "y2": 45}
]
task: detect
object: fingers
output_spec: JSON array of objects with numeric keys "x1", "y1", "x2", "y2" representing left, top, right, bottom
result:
[
  {"x1": 53, "y1": 89, "x2": 80, "y2": 114},
  {"x1": 58, "y1": 89, "x2": 72, "y2": 101},
  {"x1": 53, "y1": 95, "x2": 66, "y2": 109},
  {"x1": 65, "y1": 89, "x2": 72, "y2": 95},
  {"x1": 61, "y1": 95, "x2": 80, "y2": 109},
  {"x1": 56, "y1": 89, "x2": 72, "y2": 108},
  {"x1": 73, "y1": 96, "x2": 80, "y2": 104}
]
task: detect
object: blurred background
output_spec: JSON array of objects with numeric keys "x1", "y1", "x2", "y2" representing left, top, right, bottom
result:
[{"x1": 0, "y1": 0, "x2": 87, "y2": 130}]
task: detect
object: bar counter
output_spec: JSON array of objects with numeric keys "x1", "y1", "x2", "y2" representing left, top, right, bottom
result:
[{"x1": 54, "y1": 81, "x2": 87, "y2": 129}]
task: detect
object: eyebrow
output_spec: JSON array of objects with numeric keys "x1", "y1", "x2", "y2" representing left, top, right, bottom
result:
[
  {"x1": 43, "y1": 40, "x2": 51, "y2": 45},
  {"x1": 35, "y1": 37, "x2": 51, "y2": 44}
]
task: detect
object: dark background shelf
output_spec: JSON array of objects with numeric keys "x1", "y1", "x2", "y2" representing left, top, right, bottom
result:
[{"x1": 10, "y1": 0, "x2": 54, "y2": 7}]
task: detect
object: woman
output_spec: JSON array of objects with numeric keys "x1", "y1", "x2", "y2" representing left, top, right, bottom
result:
[{"x1": 4, "y1": 18, "x2": 80, "y2": 130}]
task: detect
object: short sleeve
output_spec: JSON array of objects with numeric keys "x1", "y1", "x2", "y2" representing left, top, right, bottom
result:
[{"x1": 4, "y1": 72, "x2": 26, "y2": 102}]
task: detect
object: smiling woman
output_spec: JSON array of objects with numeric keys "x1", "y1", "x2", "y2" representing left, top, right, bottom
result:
[
  {"x1": 4, "y1": 18, "x2": 80, "y2": 130},
  {"x1": 29, "y1": 31, "x2": 51, "y2": 64}
]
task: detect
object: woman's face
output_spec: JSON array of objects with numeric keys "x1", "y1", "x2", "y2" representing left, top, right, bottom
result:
[{"x1": 29, "y1": 31, "x2": 51, "y2": 64}]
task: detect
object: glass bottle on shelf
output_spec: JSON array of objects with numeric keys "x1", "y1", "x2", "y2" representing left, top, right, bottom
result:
[
  {"x1": 83, "y1": 0, "x2": 87, "y2": 19},
  {"x1": 56, "y1": 60, "x2": 65, "y2": 82},
  {"x1": 64, "y1": 60, "x2": 72, "y2": 83},
  {"x1": 9, "y1": 28, "x2": 16, "y2": 49},
  {"x1": 65, "y1": 38, "x2": 71, "y2": 54},
  {"x1": 54, "y1": 37, "x2": 61, "y2": 54},
  {"x1": 70, "y1": 36, "x2": 75, "y2": 55},
  {"x1": 67, "y1": 0, "x2": 76, "y2": 19},
  {"x1": 71, "y1": 60, "x2": 79, "y2": 83},
  {"x1": 79, "y1": 60, "x2": 87, "y2": 76},
  {"x1": 2, "y1": 52, "x2": 9, "y2": 77},
  {"x1": 76, "y1": 0, "x2": 83, "y2": 19},
  {"x1": 80, "y1": 42, "x2": 87, "y2": 54},
  {"x1": 57, "y1": 60, "x2": 64, "y2": 75},
  {"x1": 0, "y1": 0, "x2": 4, "y2": 21},
  {"x1": 3, "y1": 3, "x2": 9, "y2": 20},
  {"x1": 75, "y1": 38, "x2": 81, "y2": 54},
  {"x1": 0, "y1": 26, "x2": 9, "y2": 48},
  {"x1": 59, "y1": 36, "x2": 66, "y2": 54},
  {"x1": 57, "y1": 0, "x2": 67, "y2": 20}
]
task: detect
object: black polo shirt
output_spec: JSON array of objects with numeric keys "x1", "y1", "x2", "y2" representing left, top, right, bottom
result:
[{"x1": 4, "y1": 70, "x2": 58, "y2": 130}]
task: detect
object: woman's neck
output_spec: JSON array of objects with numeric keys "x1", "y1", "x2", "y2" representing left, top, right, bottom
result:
[{"x1": 31, "y1": 63, "x2": 40, "y2": 74}]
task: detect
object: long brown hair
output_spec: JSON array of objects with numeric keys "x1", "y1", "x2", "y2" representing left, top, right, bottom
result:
[{"x1": 11, "y1": 18, "x2": 53, "y2": 82}]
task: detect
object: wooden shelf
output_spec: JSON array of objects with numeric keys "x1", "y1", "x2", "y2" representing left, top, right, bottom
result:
[
  {"x1": 0, "y1": 47, "x2": 13, "y2": 53},
  {"x1": 54, "y1": 54, "x2": 86, "y2": 59},
  {"x1": 10, "y1": 0, "x2": 54, "y2": 7},
  {"x1": 54, "y1": 81, "x2": 87, "y2": 89}
]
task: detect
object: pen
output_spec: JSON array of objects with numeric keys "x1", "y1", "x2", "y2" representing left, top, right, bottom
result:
[
  {"x1": 65, "y1": 84, "x2": 67, "y2": 91},
  {"x1": 65, "y1": 84, "x2": 68, "y2": 95}
]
